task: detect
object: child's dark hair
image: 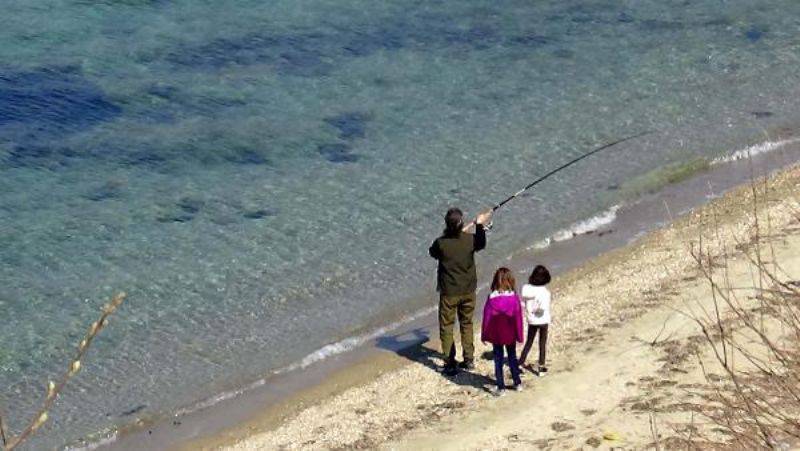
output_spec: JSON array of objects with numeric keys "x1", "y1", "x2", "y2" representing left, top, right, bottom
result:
[
  {"x1": 529, "y1": 265, "x2": 551, "y2": 286},
  {"x1": 491, "y1": 267, "x2": 516, "y2": 292}
]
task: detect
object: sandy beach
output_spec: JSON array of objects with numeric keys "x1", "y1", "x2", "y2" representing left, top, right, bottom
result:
[{"x1": 169, "y1": 161, "x2": 800, "y2": 451}]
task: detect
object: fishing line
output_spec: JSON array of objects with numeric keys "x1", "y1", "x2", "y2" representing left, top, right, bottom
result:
[{"x1": 468, "y1": 130, "x2": 654, "y2": 229}]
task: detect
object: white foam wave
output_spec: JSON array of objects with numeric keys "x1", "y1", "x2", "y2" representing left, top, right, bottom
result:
[
  {"x1": 527, "y1": 205, "x2": 622, "y2": 250},
  {"x1": 275, "y1": 279, "x2": 502, "y2": 375},
  {"x1": 70, "y1": 302, "x2": 441, "y2": 450},
  {"x1": 169, "y1": 303, "x2": 439, "y2": 420},
  {"x1": 712, "y1": 138, "x2": 800, "y2": 164},
  {"x1": 278, "y1": 305, "x2": 438, "y2": 373},
  {"x1": 66, "y1": 431, "x2": 118, "y2": 451}
]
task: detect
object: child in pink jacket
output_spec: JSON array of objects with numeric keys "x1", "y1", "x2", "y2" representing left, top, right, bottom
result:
[{"x1": 481, "y1": 267, "x2": 524, "y2": 394}]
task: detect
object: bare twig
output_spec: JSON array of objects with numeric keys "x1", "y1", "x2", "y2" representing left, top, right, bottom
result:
[
  {"x1": 5, "y1": 292, "x2": 127, "y2": 450},
  {"x1": 650, "y1": 314, "x2": 674, "y2": 346},
  {"x1": 0, "y1": 410, "x2": 7, "y2": 448},
  {"x1": 680, "y1": 162, "x2": 800, "y2": 448},
  {"x1": 650, "y1": 412, "x2": 661, "y2": 451}
]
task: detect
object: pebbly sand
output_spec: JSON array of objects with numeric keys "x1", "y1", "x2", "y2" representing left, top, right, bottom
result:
[{"x1": 181, "y1": 162, "x2": 800, "y2": 450}]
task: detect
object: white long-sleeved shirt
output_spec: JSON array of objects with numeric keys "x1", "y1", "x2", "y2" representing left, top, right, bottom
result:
[{"x1": 521, "y1": 284, "x2": 551, "y2": 325}]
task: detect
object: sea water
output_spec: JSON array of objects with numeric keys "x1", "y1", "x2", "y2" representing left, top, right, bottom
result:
[{"x1": 2, "y1": 0, "x2": 800, "y2": 447}]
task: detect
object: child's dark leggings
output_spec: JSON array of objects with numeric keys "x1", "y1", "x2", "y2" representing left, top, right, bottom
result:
[
  {"x1": 520, "y1": 324, "x2": 549, "y2": 367},
  {"x1": 492, "y1": 344, "x2": 521, "y2": 389}
]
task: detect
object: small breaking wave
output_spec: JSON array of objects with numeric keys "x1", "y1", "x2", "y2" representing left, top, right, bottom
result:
[
  {"x1": 277, "y1": 306, "x2": 438, "y2": 374},
  {"x1": 527, "y1": 205, "x2": 622, "y2": 250},
  {"x1": 70, "y1": 303, "x2": 440, "y2": 450},
  {"x1": 713, "y1": 137, "x2": 800, "y2": 164},
  {"x1": 170, "y1": 305, "x2": 439, "y2": 417}
]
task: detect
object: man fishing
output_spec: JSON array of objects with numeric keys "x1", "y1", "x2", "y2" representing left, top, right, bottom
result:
[
  {"x1": 429, "y1": 207, "x2": 493, "y2": 376},
  {"x1": 426, "y1": 131, "x2": 649, "y2": 377}
]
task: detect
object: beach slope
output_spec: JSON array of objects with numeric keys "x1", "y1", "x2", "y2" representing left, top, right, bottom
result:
[{"x1": 208, "y1": 164, "x2": 800, "y2": 450}]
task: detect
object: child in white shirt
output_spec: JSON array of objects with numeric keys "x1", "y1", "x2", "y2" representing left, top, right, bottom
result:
[{"x1": 519, "y1": 265, "x2": 552, "y2": 375}]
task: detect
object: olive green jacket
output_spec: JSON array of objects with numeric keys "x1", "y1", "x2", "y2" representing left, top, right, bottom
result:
[{"x1": 428, "y1": 224, "x2": 486, "y2": 296}]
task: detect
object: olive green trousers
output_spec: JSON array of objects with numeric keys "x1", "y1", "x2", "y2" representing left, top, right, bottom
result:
[{"x1": 438, "y1": 293, "x2": 476, "y2": 364}]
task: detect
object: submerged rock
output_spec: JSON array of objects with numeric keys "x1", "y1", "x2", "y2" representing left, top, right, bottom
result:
[
  {"x1": 317, "y1": 143, "x2": 359, "y2": 163},
  {"x1": 744, "y1": 25, "x2": 767, "y2": 42},
  {"x1": 84, "y1": 181, "x2": 125, "y2": 201},
  {"x1": 120, "y1": 404, "x2": 147, "y2": 417},
  {"x1": 324, "y1": 112, "x2": 370, "y2": 140},
  {"x1": 177, "y1": 197, "x2": 204, "y2": 214},
  {"x1": 243, "y1": 208, "x2": 278, "y2": 219}
]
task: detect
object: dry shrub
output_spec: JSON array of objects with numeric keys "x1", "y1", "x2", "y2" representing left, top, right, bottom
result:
[{"x1": 685, "y1": 174, "x2": 800, "y2": 450}]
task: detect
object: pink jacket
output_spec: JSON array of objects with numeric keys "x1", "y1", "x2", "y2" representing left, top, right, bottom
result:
[{"x1": 481, "y1": 291, "x2": 524, "y2": 345}]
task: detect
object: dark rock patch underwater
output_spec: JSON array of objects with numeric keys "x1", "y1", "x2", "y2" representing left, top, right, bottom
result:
[
  {"x1": 324, "y1": 112, "x2": 370, "y2": 140},
  {"x1": 0, "y1": 66, "x2": 121, "y2": 169},
  {"x1": 0, "y1": 67, "x2": 121, "y2": 134}
]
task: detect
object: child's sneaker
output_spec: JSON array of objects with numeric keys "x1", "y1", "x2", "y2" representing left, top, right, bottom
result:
[
  {"x1": 538, "y1": 366, "x2": 548, "y2": 376},
  {"x1": 490, "y1": 386, "x2": 506, "y2": 397},
  {"x1": 512, "y1": 383, "x2": 523, "y2": 392}
]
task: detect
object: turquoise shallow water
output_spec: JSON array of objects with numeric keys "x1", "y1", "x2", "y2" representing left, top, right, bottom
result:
[{"x1": 2, "y1": 0, "x2": 800, "y2": 447}]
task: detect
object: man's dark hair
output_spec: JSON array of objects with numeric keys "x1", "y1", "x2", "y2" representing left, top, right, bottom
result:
[
  {"x1": 529, "y1": 265, "x2": 551, "y2": 286},
  {"x1": 444, "y1": 208, "x2": 464, "y2": 237}
]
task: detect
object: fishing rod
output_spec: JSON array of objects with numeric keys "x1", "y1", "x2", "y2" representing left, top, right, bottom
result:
[{"x1": 465, "y1": 130, "x2": 653, "y2": 229}]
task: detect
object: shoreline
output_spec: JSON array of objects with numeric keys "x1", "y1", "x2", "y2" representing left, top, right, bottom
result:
[
  {"x1": 102, "y1": 136, "x2": 800, "y2": 451},
  {"x1": 213, "y1": 152, "x2": 800, "y2": 450}
]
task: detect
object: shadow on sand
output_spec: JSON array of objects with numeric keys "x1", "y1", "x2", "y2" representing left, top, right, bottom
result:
[{"x1": 375, "y1": 328, "x2": 497, "y2": 393}]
